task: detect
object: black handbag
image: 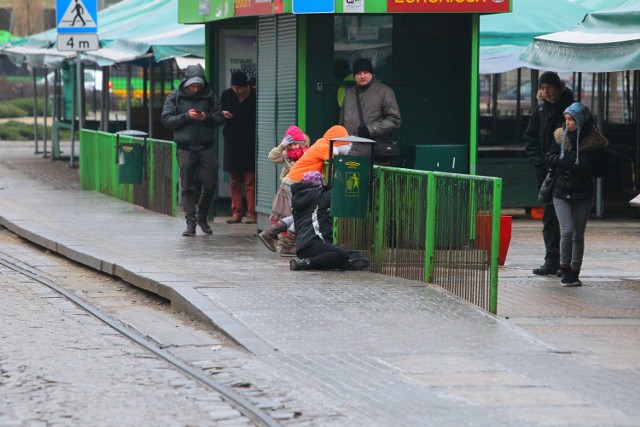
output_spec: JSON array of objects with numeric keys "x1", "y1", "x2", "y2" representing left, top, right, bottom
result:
[
  {"x1": 538, "y1": 171, "x2": 557, "y2": 203},
  {"x1": 373, "y1": 139, "x2": 400, "y2": 160}
]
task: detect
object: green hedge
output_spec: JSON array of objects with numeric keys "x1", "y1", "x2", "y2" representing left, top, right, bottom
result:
[{"x1": 0, "y1": 120, "x2": 71, "y2": 141}]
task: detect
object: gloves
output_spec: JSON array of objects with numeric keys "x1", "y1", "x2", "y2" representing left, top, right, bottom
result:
[
  {"x1": 280, "y1": 135, "x2": 294, "y2": 147},
  {"x1": 357, "y1": 125, "x2": 370, "y2": 138}
]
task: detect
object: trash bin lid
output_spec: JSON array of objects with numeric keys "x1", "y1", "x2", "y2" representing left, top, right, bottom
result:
[
  {"x1": 116, "y1": 130, "x2": 148, "y2": 137},
  {"x1": 330, "y1": 135, "x2": 375, "y2": 144}
]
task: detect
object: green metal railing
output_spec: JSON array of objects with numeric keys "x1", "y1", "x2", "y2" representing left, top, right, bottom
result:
[
  {"x1": 334, "y1": 167, "x2": 502, "y2": 313},
  {"x1": 79, "y1": 130, "x2": 178, "y2": 216}
]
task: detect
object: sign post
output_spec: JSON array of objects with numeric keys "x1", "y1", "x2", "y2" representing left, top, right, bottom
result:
[{"x1": 56, "y1": 0, "x2": 99, "y2": 167}]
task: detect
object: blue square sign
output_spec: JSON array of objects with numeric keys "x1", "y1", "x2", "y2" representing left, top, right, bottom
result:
[
  {"x1": 57, "y1": 0, "x2": 98, "y2": 34},
  {"x1": 293, "y1": 0, "x2": 335, "y2": 14}
]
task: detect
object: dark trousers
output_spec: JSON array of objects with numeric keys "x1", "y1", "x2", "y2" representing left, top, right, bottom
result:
[
  {"x1": 298, "y1": 240, "x2": 350, "y2": 270},
  {"x1": 177, "y1": 147, "x2": 217, "y2": 223},
  {"x1": 542, "y1": 200, "x2": 561, "y2": 266},
  {"x1": 536, "y1": 166, "x2": 560, "y2": 267}
]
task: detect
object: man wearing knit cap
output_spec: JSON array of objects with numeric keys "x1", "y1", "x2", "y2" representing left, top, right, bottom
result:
[
  {"x1": 161, "y1": 64, "x2": 225, "y2": 237},
  {"x1": 339, "y1": 58, "x2": 401, "y2": 159},
  {"x1": 524, "y1": 71, "x2": 575, "y2": 276},
  {"x1": 220, "y1": 71, "x2": 257, "y2": 224}
]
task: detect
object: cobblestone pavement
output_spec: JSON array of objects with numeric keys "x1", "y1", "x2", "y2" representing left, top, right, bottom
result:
[
  {"x1": 0, "y1": 247, "x2": 250, "y2": 427},
  {"x1": 0, "y1": 230, "x2": 361, "y2": 426},
  {"x1": 1, "y1": 140, "x2": 640, "y2": 426}
]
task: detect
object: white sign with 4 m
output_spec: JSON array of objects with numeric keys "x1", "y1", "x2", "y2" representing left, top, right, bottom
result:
[{"x1": 57, "y1": 34, "x2": 99, "y2": 51}]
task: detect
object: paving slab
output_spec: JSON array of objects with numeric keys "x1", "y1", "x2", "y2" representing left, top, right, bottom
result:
[{"x1": 1, "y1": 140, "x2": 639, "y2": 425}]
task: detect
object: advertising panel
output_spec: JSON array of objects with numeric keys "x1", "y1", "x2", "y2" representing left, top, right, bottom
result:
[
  {"x1": 293, "y1": 0, "x2": 335, "y2": 13},
  {"x1": 388, "y1": 0, "x2": 510, "y2": 13},
  {"x1": 235, "y1": 0, "x2": 272, "y2": 16}
]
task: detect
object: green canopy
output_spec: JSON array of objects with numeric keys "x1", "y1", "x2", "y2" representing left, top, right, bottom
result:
[
  {"x1": 479, "y1": 0, "x2": 626, "y2": 73},
  {"x1": 0, "y1": 30, "x2": 21, "y2": 46},
  {"x1": 521, "y1": 0, "x2": 640, "y2": 72},
  {"x1": 1, "y1": 0, "x2": 203, "y2": 68}
]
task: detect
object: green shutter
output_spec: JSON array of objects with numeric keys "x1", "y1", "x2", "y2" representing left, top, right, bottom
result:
[{"x1": 256, "y1": 15, "x2": 297, "y2": 217}]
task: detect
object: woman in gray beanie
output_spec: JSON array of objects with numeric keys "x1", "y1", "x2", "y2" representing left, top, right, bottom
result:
[{"x1": 545, "y1": 102, "x2": 608, "y2": 286}]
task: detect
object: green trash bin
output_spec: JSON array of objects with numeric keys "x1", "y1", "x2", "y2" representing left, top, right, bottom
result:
[
  {"x1": 115, "y1": 130, "x2": 148, "y2": 185},
  {"x1": 330, "y1": 155, "x2": 371, "y2": 218}
]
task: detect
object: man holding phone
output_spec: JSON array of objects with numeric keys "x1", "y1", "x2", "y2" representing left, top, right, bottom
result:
[
  {"x1": 220, "y1": 71, "x2": 257, "y2": 224},
  {"x1": 161, "y1": 64, "x2": 225, "y2": 236}
]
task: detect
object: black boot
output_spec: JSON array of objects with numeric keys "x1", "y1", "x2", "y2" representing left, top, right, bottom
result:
[
  {"x1": 533, "y1": 263, "x2": 560, "y2": 276},
  {"x1": 182, "y1": 222, "x2": 196, "y2": 237},
  {"x1": 258, "y1": 220, "x2": 288, "y2": 252},
  {"x1": 196, "y1": 215, "x2": 212, "y2": 234},
  {"x1": 344, "y1": 257, "x2": 370, "y2": 270},
  {"x1": 290, "y1": 258, "x2": 311, "y2": 271}
]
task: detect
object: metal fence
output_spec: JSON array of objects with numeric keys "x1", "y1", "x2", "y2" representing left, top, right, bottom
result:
[
  {"x1": 334, "y1": 167, "x2": 502, "y2": 313},
  {"x1": 79, "y1": 130, "x2": 177, "y2": 216}
]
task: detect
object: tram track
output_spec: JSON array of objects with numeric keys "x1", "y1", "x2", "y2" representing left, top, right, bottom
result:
[{"x1": 0, "y1": 255, "x2": 281, "y2": 427}]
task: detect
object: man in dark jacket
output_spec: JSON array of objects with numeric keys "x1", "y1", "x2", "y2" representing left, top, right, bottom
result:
[
  {"x1": 161, "y1": 64, "x2": 225, "y2": 237},
  {"x1": 339, "y1": 58, "x2": 401, "y2": 162},
  {"x1": 220, "y1": 71, "x2": 257, "y2": 224},
  {"x1": 524, "y1": 71, "x2": 575, "y2": 275}
]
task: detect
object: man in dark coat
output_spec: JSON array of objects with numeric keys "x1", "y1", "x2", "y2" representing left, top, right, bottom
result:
[
  {"x1": 161, "y1": 64, "x2": 225, "y2": 237},
  {"x1": 339, "y1": 58, "x2": 401, "y2": 141},
  {"x1": 220, "y1": 71, "x2": 257, "y2": 224},
  {"x1": 524, "y1": 71, "x2": 575, "y2": 275}
]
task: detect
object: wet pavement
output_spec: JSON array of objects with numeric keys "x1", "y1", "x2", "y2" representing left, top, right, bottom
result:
[{"x1": 1, "y1": 140, "x2": 639, "y2": 426}]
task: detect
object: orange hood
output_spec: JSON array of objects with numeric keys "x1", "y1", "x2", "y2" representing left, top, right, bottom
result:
[
  {"x1": 284, "y1": 125, "x2": 352, "y2": 184},
  {"x1": 322, "y1": 125, "x2": 351, "y2": 146}
]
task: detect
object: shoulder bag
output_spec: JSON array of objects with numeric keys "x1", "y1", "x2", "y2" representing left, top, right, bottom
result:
[{"x1": 537, "y1": 170, "x2": 557, "y2": 204}]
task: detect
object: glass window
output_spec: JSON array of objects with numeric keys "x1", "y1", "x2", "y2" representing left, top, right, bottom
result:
[{"x1": 334, "y1": 16, "x2": 393, "y2": 82}]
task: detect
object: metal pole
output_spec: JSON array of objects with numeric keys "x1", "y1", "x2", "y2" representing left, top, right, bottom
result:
[
  {"x1": 69, "y1": 58, "x2": 78, "y2": 168},
  {"x1": 595, "y1": 73, "x2": 605, "y2": 217},
  {"x1": 32, "y1": 68, "x2": 40, "y2": 154},
  {"x1": 126, "y1": 64, "x2": 132, "y2": 130},
  {"x1": 43, "y1": 68, "x2": 49, "y2": 157},
  {"x1": 148, "y1": 58, "x2": 154, "y2": 137}
]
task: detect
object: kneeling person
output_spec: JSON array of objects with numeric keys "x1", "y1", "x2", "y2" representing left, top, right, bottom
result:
[{"x1": 289, "y1": 171, "x2": 369, "y2": 271}]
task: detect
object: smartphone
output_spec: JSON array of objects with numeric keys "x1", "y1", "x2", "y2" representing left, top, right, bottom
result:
[{"x1": 194, "y1": 109, "x2": 203, "y2": 114}]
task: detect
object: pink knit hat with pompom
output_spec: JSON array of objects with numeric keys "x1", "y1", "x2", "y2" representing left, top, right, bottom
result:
[{"x1": 285, "y1": 125, "x2": 305, "y2": 142}]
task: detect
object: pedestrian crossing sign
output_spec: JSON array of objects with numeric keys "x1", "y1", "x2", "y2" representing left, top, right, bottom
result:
[{"x1": 57, "y1": 0, "x2": 98, "y2": 33}]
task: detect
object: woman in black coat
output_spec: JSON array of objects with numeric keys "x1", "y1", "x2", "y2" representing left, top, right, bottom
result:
[{"x1": 545, "y1": 102, "x2": 608, "y2": 287}]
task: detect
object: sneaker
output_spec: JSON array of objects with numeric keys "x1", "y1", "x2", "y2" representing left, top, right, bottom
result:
[
  {"x1": 344, "y1": 258, "x2": 370, "y2": 270},
  {"x1": 226, "y1": 215, "x2": 242, "y2": 224},
  {"x1": 290, "y1": 258, "x2": 311, "y2": 271},
  {"x1": 244, "y1": 214, "x2": 257, "y2": 224},
  {"x1": 561, "y1": 269, "x2": 583, "y2": 287},
  {"x1": 196, "y1": 217, "x2": 212, "y2": 234},
  {"x1": 182, "y1": 223, "x2": 196, "y2": 236},
  {"x1": 278, "y1": 245, "x2": 297, "y2": 257},
  {"x1": 533, "y1": 264, "x2": 560, "y2": 276}
]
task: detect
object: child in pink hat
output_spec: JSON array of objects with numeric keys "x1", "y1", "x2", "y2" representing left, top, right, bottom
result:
[{"x1": 261, "y1": 125, "x2": 310, "y2": 256}]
